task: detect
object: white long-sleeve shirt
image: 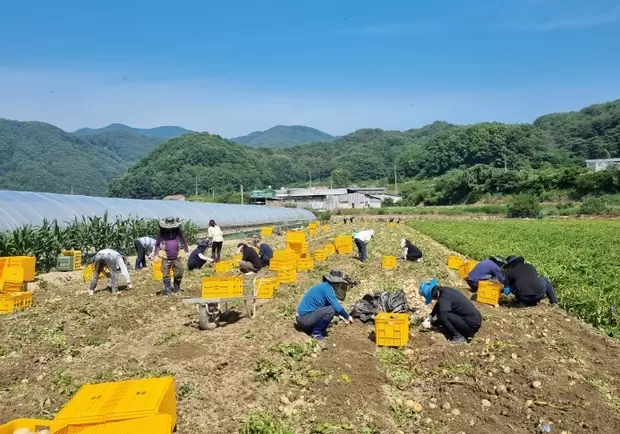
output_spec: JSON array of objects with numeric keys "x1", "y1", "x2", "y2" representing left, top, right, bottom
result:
[
  {"x1": 96, "y1": 249, "x2": 131, "y2": 283},
  {"x1": 138, "y1": 237, "x2": 156, "y2": 251},
  {"x1": 354, "y1": 229, "x2": 375, "y2": 243},
  {"x1": 207, "y1": 225, "x2": 224, "y2": 242}
]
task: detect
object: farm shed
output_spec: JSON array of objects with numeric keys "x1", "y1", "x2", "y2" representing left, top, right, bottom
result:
[{"x1": 0, "y1": 190, "x2": 316, "y2": 232}]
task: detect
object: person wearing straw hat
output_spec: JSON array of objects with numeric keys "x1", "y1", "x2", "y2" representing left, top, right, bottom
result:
[
  {"x1": 296, "y1": 270, "x2": 356, "y2": 341},
  {"x1": 153, "y1": 217, "x2": 189, "y2": 295},
  {"x1": 419, "y1": 278, "x2": 482, "y2": 344},
  {"x1": 466, "y1": 256, "x2": 506, "y2": 292}
]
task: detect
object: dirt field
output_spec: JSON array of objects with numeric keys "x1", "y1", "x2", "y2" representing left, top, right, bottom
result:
[{"x1": 2, "y1": 221, "x2": 620, "y2": 433}]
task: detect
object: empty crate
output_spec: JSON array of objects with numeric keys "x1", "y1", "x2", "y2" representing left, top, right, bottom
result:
[
  {"x1": 476, "y1": 280, "x2": 502, "y2": 306},
  {"x1": 375, "y1": 313, "x2": 409, "y2": 347},
  {"x1": 382, "y1": 256, "x2": 397, "y2": 270}
]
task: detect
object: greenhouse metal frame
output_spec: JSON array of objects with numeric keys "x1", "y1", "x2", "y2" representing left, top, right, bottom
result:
[{"x1": 0, "y1": 190, "x2": 316, "y2": 232}]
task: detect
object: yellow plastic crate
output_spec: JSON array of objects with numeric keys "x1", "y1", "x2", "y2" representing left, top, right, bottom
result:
[
  {"x1": 7, "y1": 256, "x2": 36, "y2": 281},
  {"x1": 62, "y1": 250, "x2": 83, "y2": 271},
  {"x1": 388, "y1": 222, "x2": 396, "y2": 228},
  {"x1": 458, "y1": 260, "x2": 479, "y2": 280},
  {"x1": 214, "y1": 260, "x2": 234, "y2": 274},
  {"x1": 375, "y1": 313, "x2": 409, "y2": 347},
  {"x1": 152, "y1": 260, "x2": 174, "y2": 281},
  {"x1": 324, "y1": 244, "x2": 336, "y2": 256},
  {"x1": 288, "y1": 242, "x2": 308, "y2": 257},
  {"x1": 285, "y1": 231, "x2": 306, "y2": 245},
  {"x1": 233, "y1": 253, "x2": 242, "y2": 262},
  {"x1": 447, "y1": 255, "x2": 466, "y2": 270},
  {"x1": 308, "y1": 222, "x2": 319, "y2": 229},
  {"x1": 0, "y1": 418, "x2": 62, "y2": 434},
  {"x1": 0, "y1": 265, "x2": 24, "y2": 293},
  {"x1": 0, "y1": 293, "x2": 21, "y2": 314},
  {"x1": 382, "y1": 256, "x2": 397, "y2": 270},
  {"x1": 296, "y1": 258, "x2": 314, "y2": 272},
  {"x1": 201, "y1": 276, "x2": 244, "y2": 299},
  {"x1": 314, "y1": 249, "x2": 328, "y2": 262},
  {"x1": 269, "y1": 258, "x2": 296, "y2": 272},
  {"x1": 273, "y1": 249, "x2": 296, "y2": 261},
  {"x1": 309, "y1": 227, "x2": 317, "y2": 237},
  {"x1": 476, "y1": 280, "x2": 502, "y2": 306},
  {"x1": 260, "y1": 226, "x2": 274, "y2": 237},
  {"x1": 82, "y1": 264, "x2": 108, "y2": 282},
  {"x1": 322, "y1": 225, "x2": 330, "y2": 231},
  {"x1": 276, "y1": 268, "x2": 297, "y2": 285},
  {"x1": 254, "y1": 277, "x2": 279, "y2": 299},
  {"x1": 58, "y1": 414, "x2": 173, "y2": 434},
  {"x1": 54, "y1": 377, "x2": 177, "y2": 428}
]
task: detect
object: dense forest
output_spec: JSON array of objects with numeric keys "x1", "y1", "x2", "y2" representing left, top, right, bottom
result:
[
  {"x1": 2, "y1": 98, "x2": 620, "y2": 203},
  {"x1": 73, "y1": 123, "x2": 193, "y2": 138},
  {"x1": 231, "y1": 125, "x2": 335, "y2": 148}
]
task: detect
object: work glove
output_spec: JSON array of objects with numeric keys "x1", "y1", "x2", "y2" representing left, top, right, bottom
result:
[
  {"x1": 127, "y1": 283, "x2": 133, "y2": 289},
  {"x1": 422, "y1": 315, "x2": 433, "y2": 330},
  {"x1": 503, "y1": 286, "x2": 512, "y2": 295}
]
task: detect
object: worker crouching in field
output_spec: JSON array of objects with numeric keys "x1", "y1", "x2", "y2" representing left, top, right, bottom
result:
[
  {"x1": 134, "y1": 236, "x2": 156, "y2": 270},
  {"x1": 400, "y1": 238, "x2": 423, "y2": 262},
  {"x1": 419, "y1": 278, "x2": 482, "y2": 344},
  {"x1": 153, "y1": 217, "x2": 189, "y2": 295},
  {"x1": 88, "y1": 249, "x2": 132, "y2": 296},
  {"x1": 353, "y1": 229, "x2": 375, "y2": 262},
  {"x1": 503, "y1": 256, "x2": 558, "y2": 306},
  {"x1": 466, "y1": 256, "x2": 506, "y2": 292},
  {"x1": 296, "y1": 270, "x2": 355, "y2": 340},
  {"x1": 237, "y1": 243, "x2": 263, "y2": 274},
  {"x1": 253, "y1": 238, "x2": 274, "y2": 267},
  {"x1": 187, "y1": 240, "x2": 213, "y2": 271}
]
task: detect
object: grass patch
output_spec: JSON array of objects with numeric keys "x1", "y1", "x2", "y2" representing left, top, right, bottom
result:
[
  {"x1": 53, "y1": 373, "x2": 79, "y2": 396},
  {"x1": 271, "y1": 340, "x2": 318, "y2": 361},
  {"x1": 155, "y1": 331, "x2": 179, "y2": 346},
  {"x1": 178, "y1": 381, "x2": 198, "y2": 401},
  {"x1": 254, "y1": 359, "x2": 284, "y2": 383},
  {"x1": 589, "y1": 377, "x2": 620, "y2": 412},
  {"x1": 42, "y1": 326, "x2": 68, "y2": 354},
  {"x1": 240, "y1": 412, "x2": 292, "y2": 434}
]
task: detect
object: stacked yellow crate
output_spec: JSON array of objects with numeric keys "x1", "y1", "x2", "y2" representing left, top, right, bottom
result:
[{"x1": 0, "y1": 256, "x2": 35, "y2": 315}]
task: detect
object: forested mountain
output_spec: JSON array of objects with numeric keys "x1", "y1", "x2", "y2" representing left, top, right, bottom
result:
[
  {"x1": 0, "y1": 119, "x2": 127, "y2": 196},
  {"x1": 231, "y1": 125, "x2": 334, "y2": 148},
  {"x1": 82, "y1": 131, "x2": 164, "y2": 163},
  {"x1": 74, "y1": 123, "x2": 193, "y2": 138}
]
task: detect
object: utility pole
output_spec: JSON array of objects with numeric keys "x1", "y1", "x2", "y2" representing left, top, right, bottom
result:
[
  {"x1": 330, "y1": 177, "x2": 333, "y2": 189},
  {"x1": 394, "y1": 164, "x2": 398, "y2": 195},
  {"x1": 212, "y1": 189, "x2": 215, "y2": 199},
  {"x1": 503, "y1": 148, "x2": 508, "y2": 173},
  {"x1": 195, "y1": 177, "x2": 198, "y2": 197},
  {"x1": 240, "y1": 185, "x2": 244, "y2": 204},
  {"x1": 70, "y1": 185, "x2": 73, "y2": 195},
  {"x1": 309, "y1": 170, "x2": 312, "y2": 188}
]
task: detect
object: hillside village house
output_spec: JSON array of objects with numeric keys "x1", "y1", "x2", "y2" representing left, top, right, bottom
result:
[
  {"x1": 585, "y1": 158, "x2": 620, "y2": 172},
  {"x1": 250, "y1": 187, "x2": 402, "y2": 210}
]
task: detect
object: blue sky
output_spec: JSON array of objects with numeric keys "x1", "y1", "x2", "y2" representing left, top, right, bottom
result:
[{"x1": 1, "y1": 0, "x2": 619, "y2": 137}]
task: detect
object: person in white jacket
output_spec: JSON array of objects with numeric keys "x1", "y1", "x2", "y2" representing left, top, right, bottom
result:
[
  {"x1": 207, "y1": 219, "x2": 225, "y2": 262},
  {"x1": 353, "y1": 229, "x2": 375, "y2": 262},
  {"x1": 134, "y1": 236, "x2": 156, "y2": 270},
  {"x1": 88, "y1": 249, "x2": 132, "y2": 295}
]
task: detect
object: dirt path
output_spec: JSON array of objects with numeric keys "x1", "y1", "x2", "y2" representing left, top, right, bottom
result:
[{"x1": 1, "y1": 222, "x2": 620, "y2": 433}]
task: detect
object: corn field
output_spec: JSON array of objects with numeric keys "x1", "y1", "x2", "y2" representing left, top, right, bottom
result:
[{"x1": 0, "y1": 213, "x2": 199, "y2": 272}]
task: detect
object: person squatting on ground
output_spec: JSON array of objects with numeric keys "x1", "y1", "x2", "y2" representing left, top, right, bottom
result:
[
  {"x1": 207, "y1": 219, "x2": 224, "y2": 262},
  {"x1": 153, "y1": 217, "x2": 188, "y2": 295},
  {"x1": 296, "y1": 270, "x2": 355, "y2": 340},
  {"x1": 187, "y1": 240, "x2": 213, "y2": 271},
  {"x1": 237, "y1": 242, "x2": 263, "y2": 274},
  {"x1": 134, "y1": 236, "x2": 156, "y2": 270},
  {"x1": 88, "y1": 248, "x2": 132, "y2": 296},
  {"x1": 503, "y1": 256, "x2": 558, "y2": 306},
  {"x1": 253, "y1": 237, "x2": 274, "y2": 267},
  {"x1": 400, "y1": 238, "x2": 423, "y2": 262},
  {"x1": 466, "y1": 256, "x2": 506, "y2": 292},
  {"x1": 419, "y1": 278, "x2": 482, "y2": 344},
  {"x1": 353, "y1": 229, "x2": 375, "y2": 262}
]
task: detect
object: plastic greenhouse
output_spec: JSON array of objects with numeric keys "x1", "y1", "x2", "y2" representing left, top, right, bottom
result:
[{"x1": 0, "y1": 190, "x2": 316, "y2": 232}]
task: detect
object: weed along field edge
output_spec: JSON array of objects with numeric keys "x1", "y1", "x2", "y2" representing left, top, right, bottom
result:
[{"x1": 1, "y1": 219, "x2": 620, "y2": 433}]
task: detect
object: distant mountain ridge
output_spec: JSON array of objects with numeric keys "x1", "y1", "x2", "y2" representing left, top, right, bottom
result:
[
  {"x1": 231, "y1": 125, "x2": 335, "y2": 148},
  {"x1": 74, "y1": 123, "x2": 193, "y2": 138}
]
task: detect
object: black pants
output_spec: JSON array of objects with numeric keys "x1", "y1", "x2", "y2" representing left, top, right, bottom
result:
[
  {"x1": 134, "y1": 240, "x2": 146, "y2": 269},
  {"x1": 515, "y1": 276, "x2": 558, "y2": 306},
  {"x1": 211, "y1": 241, "x2": 223, "y2": 262},
  {"x1": 297, "y1": 306, "x2": 335, "y2": 336},
  {"x1": 440, "y1": 313, "x2": 480, "y2": 339},
  {"x1": 354, "y1": 238, "x2": 367, "y2": 262},
  {"x1": 466, "y1": 279, "x2": 479, "y2": 292},
  {"x1": 187, "y1": 259, "x2": 206, "y2": 271}
]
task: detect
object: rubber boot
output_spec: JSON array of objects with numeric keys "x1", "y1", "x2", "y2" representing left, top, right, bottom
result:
[
  {"x1": 163, "y1": 277, "x2": 172, "y2": 296},
  {"x1": 173, "y1": 277, "x2": 182, "y2": 294},
  {"x1": 311, "y1": 319, "x2": 330, "y2": 340}
]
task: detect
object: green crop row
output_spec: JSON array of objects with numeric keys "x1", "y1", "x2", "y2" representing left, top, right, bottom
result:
[
  {"x1": 409, "y1": 219, "x2": 620, "y2": 338},
  {"x1": 0, "y1": 213, "x2": 199, "y2": 272}
]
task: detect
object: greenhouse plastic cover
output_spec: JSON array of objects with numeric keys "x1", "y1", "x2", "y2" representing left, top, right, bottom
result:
[{"x1": 0, "y1": 190, "x2": 316, "y2": 231}]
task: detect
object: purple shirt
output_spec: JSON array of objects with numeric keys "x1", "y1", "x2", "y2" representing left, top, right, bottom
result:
[{"x1": 154, "y1": 230, "x2": 188, "y2": 260}]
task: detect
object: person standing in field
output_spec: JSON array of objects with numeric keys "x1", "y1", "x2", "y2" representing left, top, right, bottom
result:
[
  {"x1": 502, "y1": 256, "x2": 557, "y2": 306},
  {"x1": 88, "y1": 248, "x2": 132, "y2": 296},
  {"x1": 153, "y1": 217, "x2": 189, "y2": 295},
  {"x1": 353, "y1": 229, "x2": 375, "y2": 262},
  {"x1": 466, "y1": 256, "x2": 506, "y2": 292},
  {"x1": 207, "y1": 219, "x2": 224, "y2": 262},
  {"x1": 134, "y1": 236, "x2": 156, "y2": 270}
]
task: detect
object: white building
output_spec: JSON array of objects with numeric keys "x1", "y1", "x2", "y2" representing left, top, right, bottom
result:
[
  {"x1": 273, "y1": 187, "x2": 402, "y2": 210},
  {"x1": 585, "y1": 158, "x2": 620, "y2": 172}
]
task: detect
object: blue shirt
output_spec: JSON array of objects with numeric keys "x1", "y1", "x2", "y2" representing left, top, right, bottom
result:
[
  {"x1": 297, "y1": 282, "x2": 350, "y2": 319},
  {"x1": 467, "y1": 259, "x2": 505, "y2": 284},
  {"x1": 259, "y1": 243, "x2": 273, "y2": 259}
]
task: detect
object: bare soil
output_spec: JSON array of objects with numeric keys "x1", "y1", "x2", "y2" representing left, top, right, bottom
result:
[{"x1": 1, "y1": 221, "x2": 620, "y2": 433}]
